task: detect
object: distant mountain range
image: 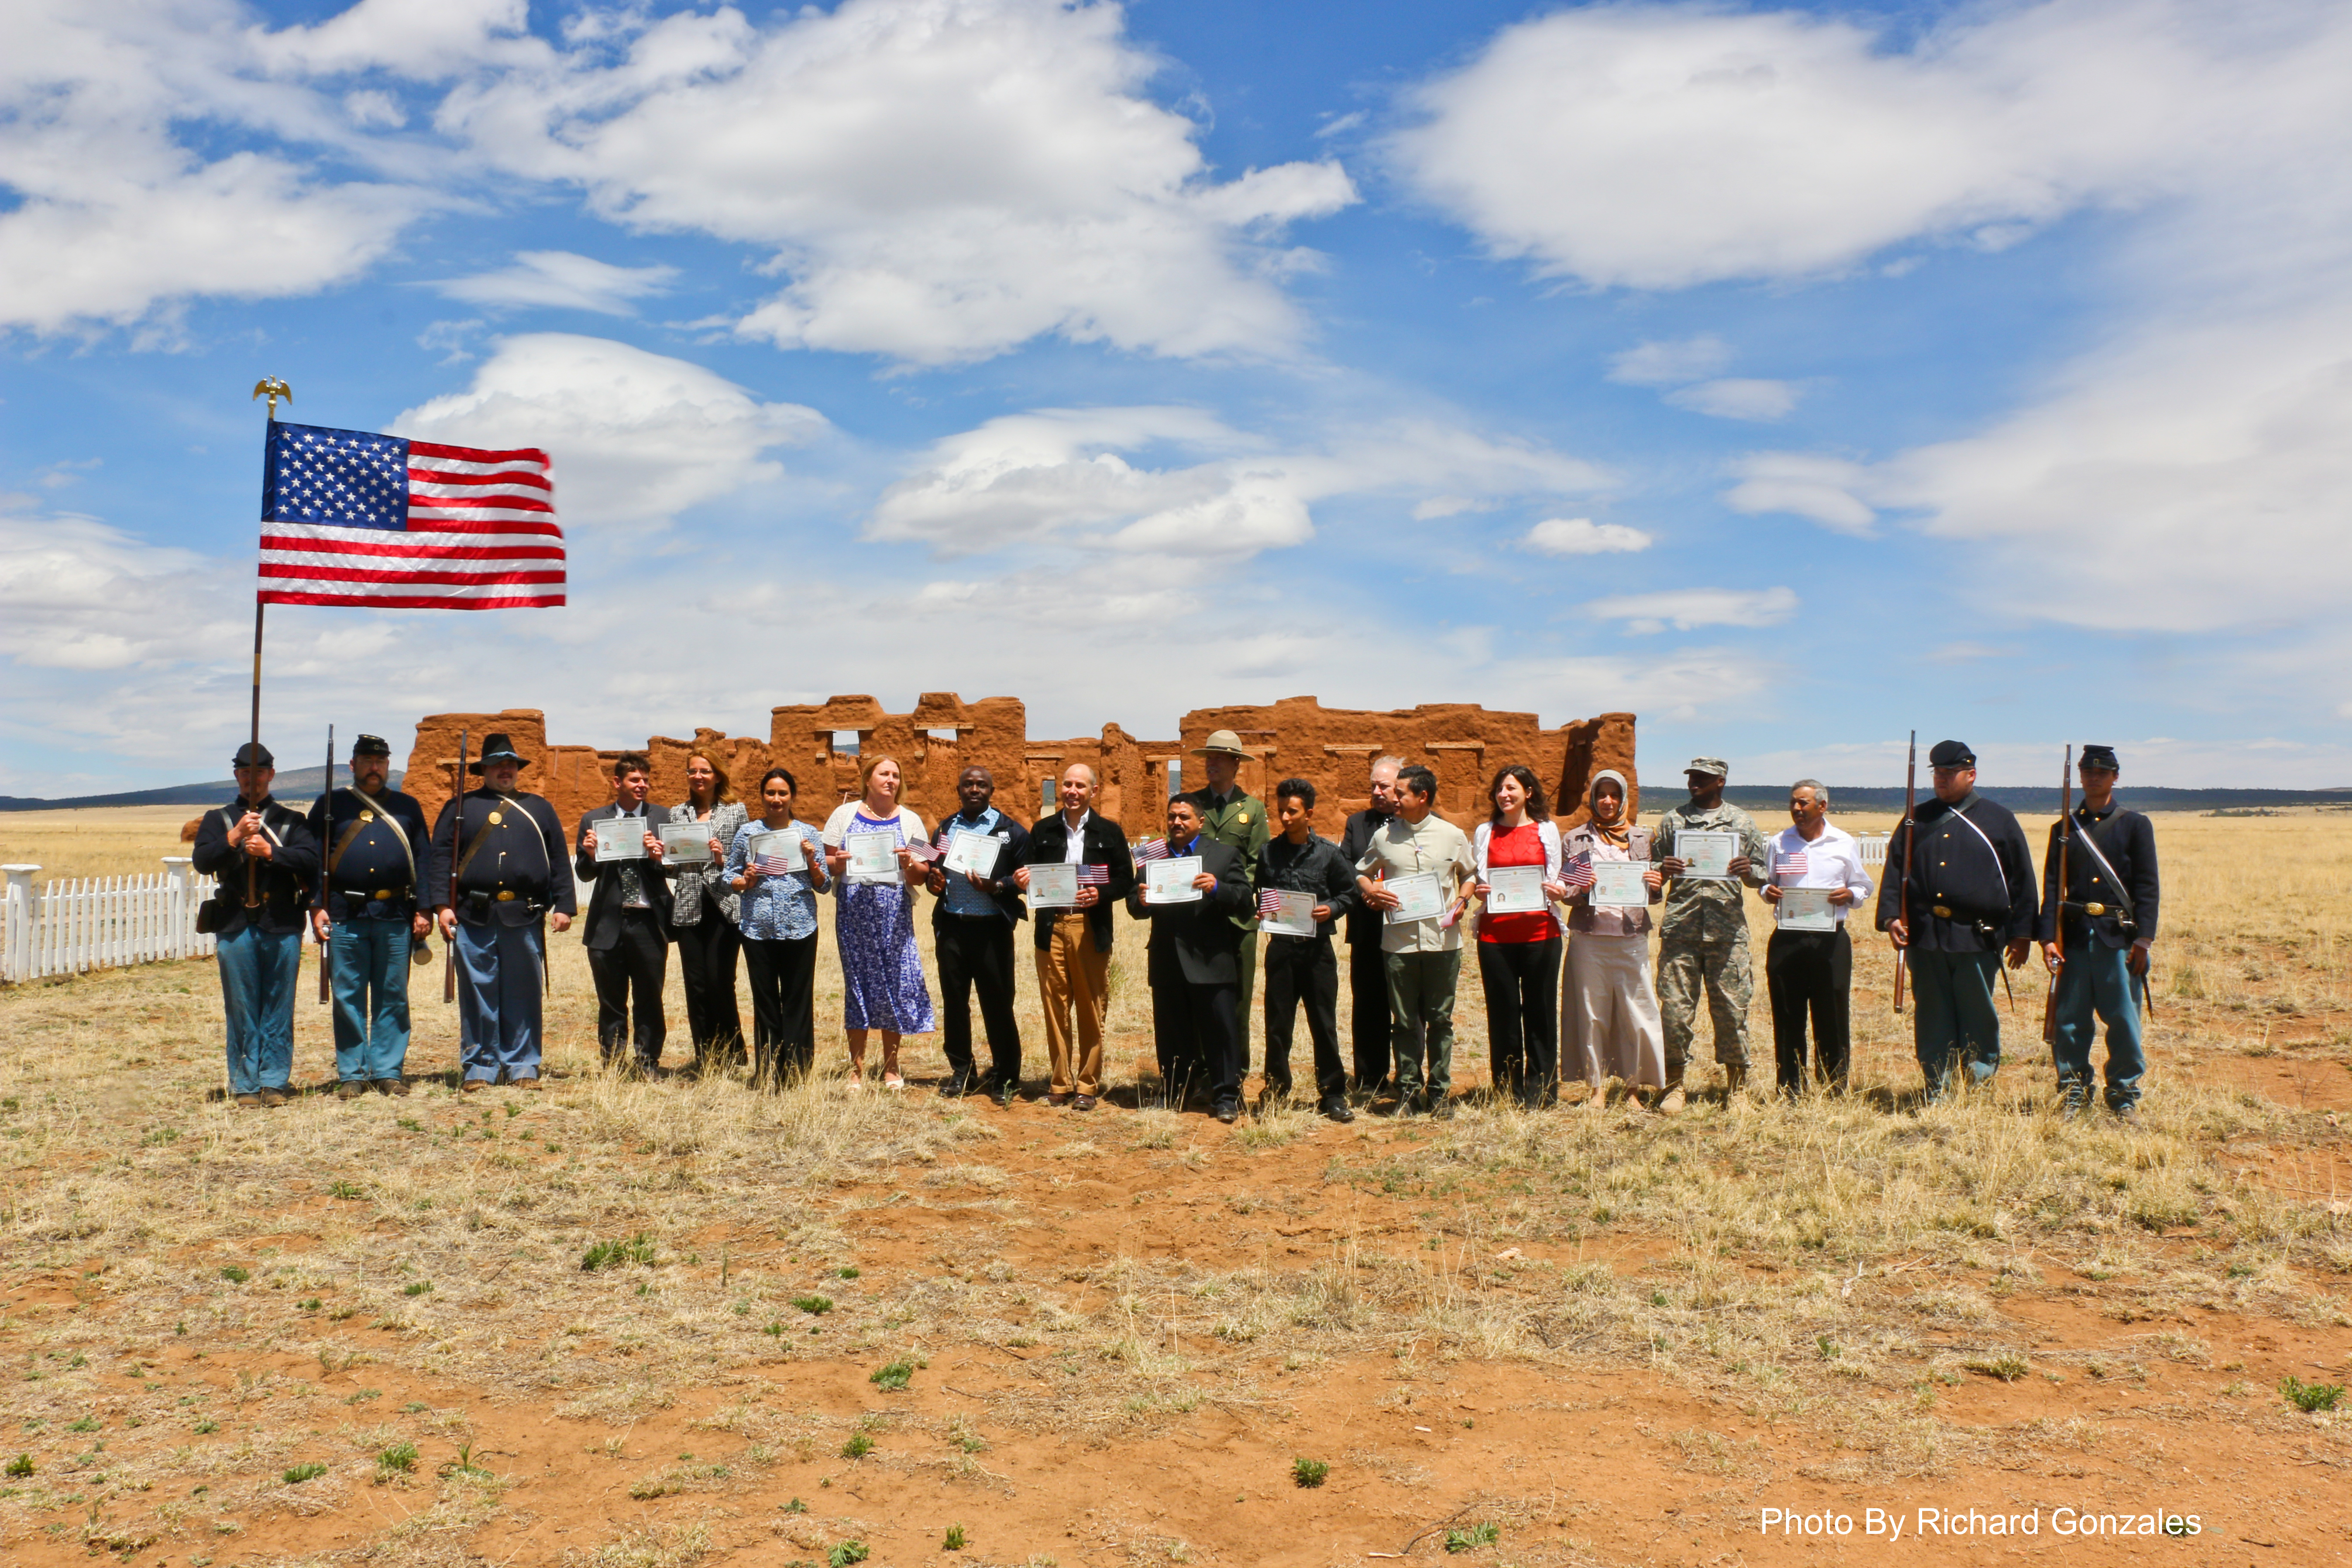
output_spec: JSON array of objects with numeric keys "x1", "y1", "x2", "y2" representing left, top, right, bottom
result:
[
  {"x1": 0, "y1": 765, "x2": 403, "y2": 812},
  {"x1": 1722, "y1": 785, "x2": 2352, "y2": 815}
]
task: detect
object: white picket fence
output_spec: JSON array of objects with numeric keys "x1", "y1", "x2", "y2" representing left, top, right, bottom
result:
[
  {"x1": 1857, "y1": 834, "x2": 1890, "y2": 865},
  {"x1": 1, "y1": 858, "x2": 230, "y2": 984}
]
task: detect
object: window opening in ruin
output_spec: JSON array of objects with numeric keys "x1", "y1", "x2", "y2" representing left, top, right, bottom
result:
[{"x1": 831, "y1": 730, "x2": 861, "y2": 757}]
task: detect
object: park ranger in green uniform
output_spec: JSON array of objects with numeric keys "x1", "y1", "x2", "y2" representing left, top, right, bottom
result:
[
  {"x1": 1654, "y1": 756, "x2": 1771, "y2": 1111},
  {"x1": 1178, "y1": 729, "x2": 1273, "y2": 1041}
]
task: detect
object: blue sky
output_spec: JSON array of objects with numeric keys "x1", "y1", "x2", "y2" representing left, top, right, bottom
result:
[{"x1": 5, "y1": 0, "x2": 2349, "y2": 796}]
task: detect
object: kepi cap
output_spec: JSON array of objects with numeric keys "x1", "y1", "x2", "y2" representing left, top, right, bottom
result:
[
  {"x1": 469, "y1": 732, "x2": 529, "y2": 773},
  {"x1": 1929, "y1": 739, "x2": 1976, "y2": 768},
  {"x1": 1188, "y1": 728, "x2": 1252, "y2": 758},
  {"x1": 351, "y1": 733, "x2": 392, "y2": 758},
  {"x1": 232, "y1": 741, "x2": 275, "y2": 769},
  {"x1": 1684, "y1": 756, "x2": 1727, "y2": 779},
  {"x1": 2079, "y1": 744, "x2": 2119, "y2": 771}
]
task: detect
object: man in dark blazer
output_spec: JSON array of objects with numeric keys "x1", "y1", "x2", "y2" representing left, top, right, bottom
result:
[
  {"x1": 1015, "y1": 763, "x2": 1135, "y2": 1109},
  {"x1": 1126, "y1": 795, "x2": 1254, "y2": 1121},
  {"x1": 924, "y1": 765, "x2": 1030, "y2": 1101},
  {"x1": 1338, "y1": 755, "x2": 1406, "y2": 1097},
  {"x1": 575, "y1": 752, "x2": 674, "y2": 1074},
  {"x1": 2037, "y1": 744, "x2": 2162, "y2": 1118}
]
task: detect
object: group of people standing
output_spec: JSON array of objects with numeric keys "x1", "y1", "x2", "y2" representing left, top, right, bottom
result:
[{"x1": 190, "y1": 728, "x2": 2158, "y2": 1121}]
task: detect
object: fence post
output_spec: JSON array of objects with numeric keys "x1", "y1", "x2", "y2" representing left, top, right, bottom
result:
[
  {"x1": 163, "y1": 857, "x2": 194, "y2": 960},
  {"x1": 3, "y1": 865, "x2": 40, "y2": 984}
]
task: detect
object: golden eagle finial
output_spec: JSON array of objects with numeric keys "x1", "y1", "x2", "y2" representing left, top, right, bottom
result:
[{"x1": 251, "y1": 377, "x2": 292, "y2": 420}]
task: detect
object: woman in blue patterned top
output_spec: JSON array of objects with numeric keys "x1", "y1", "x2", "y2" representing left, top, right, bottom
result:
[
  {"x1": 725, "y1": 767, "x2": 830, "y2": 1086},
  {"x1": 819, "y1": 754, "x2": 935, "y2": 1090}
]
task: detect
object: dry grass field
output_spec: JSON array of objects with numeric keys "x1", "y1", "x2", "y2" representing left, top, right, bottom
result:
[{"x1": 1, "y1": 804, "x2": 2347, "y2": 1567}]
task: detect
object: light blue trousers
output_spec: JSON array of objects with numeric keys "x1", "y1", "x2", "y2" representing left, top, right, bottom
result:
[
  {"x1": 453, "y1": 918, "x2": 545, "y2": 1083},
  {"x1": 330, "y1": 916, "x2": 412, "y2": 1082},
  {"x1": 2050, "y1": 943, "x2": 2146, "y2": 1108},
  {"x1": 216, "y1": 926, "x2": 301, "y2": 1095},
  {"x1": 1910, "y1": 948, "x2": 2003, "y2": 1095}
]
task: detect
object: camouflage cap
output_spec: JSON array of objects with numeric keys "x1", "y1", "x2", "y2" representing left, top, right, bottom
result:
[{"x1": 1684, "y1": 756, "x2": 1728, "y2": 778}]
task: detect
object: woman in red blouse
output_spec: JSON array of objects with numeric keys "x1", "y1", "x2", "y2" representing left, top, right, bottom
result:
[{"x1": 1469, "y1": 765, "x2": 1571, "y2": 1108}]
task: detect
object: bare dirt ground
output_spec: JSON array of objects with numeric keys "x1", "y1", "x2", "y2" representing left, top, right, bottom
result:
[{"x1": 2, "y1": 808, "x2": 2347, "y2": 1567}]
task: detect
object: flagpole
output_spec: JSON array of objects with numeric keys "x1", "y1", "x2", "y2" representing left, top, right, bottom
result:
[{"x1": 249, "y1": 377, "x2": 291, "y2": 753}]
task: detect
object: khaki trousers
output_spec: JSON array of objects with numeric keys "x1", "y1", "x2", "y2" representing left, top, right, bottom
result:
[{"x1": 1038, "y1": 912, "x2": 1112, "y2": 1096}]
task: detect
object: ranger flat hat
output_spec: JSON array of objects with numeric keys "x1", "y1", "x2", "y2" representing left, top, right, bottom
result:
[
  {"x1": 1929, "y1": 739, "x2": 1976, "y2": 768},
  {"x1": 1684, "y1": 756, "x2": 1728, "y2": 778},
  {"x1": 350, "y1": 733, "x2": 392, "y2": 758},
  {"x1": 2079, "y1": 744, "x2": 2120, "y2": 771},
  {"x1": 469, "y1": 732, "x2": 530, "y2": 773},
  {"x1": 232, "y1": 741, "x2": 275, "y2": 769},
  {"x1": 1188, "y1": 729, "x2": 1252, "y2": 758}
]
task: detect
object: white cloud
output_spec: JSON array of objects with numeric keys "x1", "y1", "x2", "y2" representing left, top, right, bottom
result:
[
  {"x1": 1721, "y1": 453, "x2": 1877, "y2": 535},
  {"x1": 0, "y1": 507, "x2": 234, "y2": 671},
  {"x1": 434, "y1": 251, "x2": 678, "y2": 315},
  {"x1": 1609, "y1": 335, "x2": 1731, "y2": 387},
  {"x1": 249, "y1": 0, "x2": 536, "y2": 80},
  {"x1": 1582, "y1": 586, "x2": 1798, "y2": 634},
  {"x1": 1524, "y1": 518, "x2": 1651, "y2": 556},
  {"x1": 441, "y1": 0, "x2": 1357, "y2": 365},
  {"x1": 391, "y1": 334, "x2": 829, "y2": 528},
  {"x1": 1664, "y1": 378, "x2": 1800, "y2": 421}
]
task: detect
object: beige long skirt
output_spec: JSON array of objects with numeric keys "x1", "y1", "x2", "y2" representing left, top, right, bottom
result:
[{"x1": 1563, "y1": 931, "x2": 1668, "y2": 1089}]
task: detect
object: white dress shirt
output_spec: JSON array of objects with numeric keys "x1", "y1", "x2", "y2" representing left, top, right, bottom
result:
[
  {"x1": 1767, "y1": 821, "x2": 1874, "y2": 925},
  {"x1": 1062, "y1": 809, "x2": 1092, "y2": 864}
]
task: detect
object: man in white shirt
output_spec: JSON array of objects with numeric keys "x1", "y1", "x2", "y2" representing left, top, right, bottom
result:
[
  {"x1": 1761, "y1": 779, "x2": 1874, "y2": 1094},
  {"x1": 1354, "y1": 765, "x2": 1477, "y2": 1118}
]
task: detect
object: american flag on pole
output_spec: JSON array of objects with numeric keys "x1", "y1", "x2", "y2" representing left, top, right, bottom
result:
[
  {"x1": 1560, "y1": 850, "x2": 1596, "y2": 891},
  {"x1": 1776, "y1": 849, "x2": 1810, "y2": 880},
  {"x1": 1074, "y1": 864, "x2": 1109, "y2": 887},
  {"x1": 257, "y1": 421, "x2": 563, "y2": 609},
  {"x1": 1130, "y1": 839, "x2": 1170, "y2": 864}
]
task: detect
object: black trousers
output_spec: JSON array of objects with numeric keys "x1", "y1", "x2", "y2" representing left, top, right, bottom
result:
[
  {"x1": 1478, "y1": 935, "x2": 1561, "y2": 1098},
  {"x1": 672, "y1": 914, "x2": 743, "y2": 1066},
  {"x1": 1767, "y1": 925, "x2": 1852, "y2": 1091},
  {"x1": 743, "y1": 934, "x2": 818, "y2": 1083},
  {"x1": 1347, "y1": 931, "x2": 1395, "y2": 1089},
  {"x1": 1263, "y1": 934, "x2": 1345, "y2": 1103},
  {"x1": 587, "y1": 909, "x2": 669, "y2": 1067},
  {"x1": 1152, "y1": 967, "x2": 1241, "y2": 1108},
  {"x1": 936, "y1": 914, "x2": 1021, "y2": 1084}
]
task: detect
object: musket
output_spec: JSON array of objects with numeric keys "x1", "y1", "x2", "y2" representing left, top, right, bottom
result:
[
  {"x1": 1891, "y1": 730, "x2": 1916, "y2": 1012},
  {"x1": 443, "y1": 730, "x2": 467, "y2": 1005},
  {"x1": 316, "y1": 723, "x2": 334, "y2": 1005},
  {"x1": 2042, "y1": 746, "x2": 2073, "y2": 1046}
]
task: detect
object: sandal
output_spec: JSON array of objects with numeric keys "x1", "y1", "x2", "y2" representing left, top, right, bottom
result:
[{"x1": 883, "y1": 1074, "x2": 906, "y2": 1091}]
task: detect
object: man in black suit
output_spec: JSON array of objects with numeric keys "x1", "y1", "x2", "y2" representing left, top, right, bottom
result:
[
  {"x1": 575, "y1": 753, "x2": 674, "y2": 1074},
  {"x1": 924, "y1": 765, "x2": 1030, "y2": 1100},
  {"x1": 1338, "y1": 754, "x2": 1405, "y2": 1098},
  {"x1": 1126, "y1": 795, "x2": 1254, "y2": 1121},
  {"x1": 1015, "y1": 763, "x2": 1136, "y2": 1109}
]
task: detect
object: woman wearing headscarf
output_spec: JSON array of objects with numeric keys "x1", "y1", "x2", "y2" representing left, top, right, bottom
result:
[{"x1": 1560, "y1": 769, "x2": 1669, "y2": 1107}]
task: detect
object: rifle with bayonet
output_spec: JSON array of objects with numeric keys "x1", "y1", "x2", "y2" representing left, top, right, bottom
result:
[
  {"x1": 316, "y1": 724, "x2": 334, "y2": 1005},
  {"x1": 444, "y1": 730, "x2": 467, "y2": 1005},
  {"x1": 2042, "y1": 746, "x2": 2072, "y2": 1046},
  {"x1": 1891, "y1": 730, "x2": 1916, "y2": 1013}
]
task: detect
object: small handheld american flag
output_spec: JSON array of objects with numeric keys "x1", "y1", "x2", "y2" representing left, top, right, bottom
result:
[
  {"x1": 1776, "y1": 850, "x2": 1810, "y2": 880},
  {"x1": 1257, "y1": 888, "x2": 1286, "y2": 919},
  {"x1": 1561, "y1": 851, "x2": 1596, "y2": 891},
  {"x1": 752, "y1": 839, "x2": 798, "y2": 876},
  {"x1": 1131, "y1": 839, "x2": 1170, "y2": 863},
  {"x1": 903, "y1": 840, "x2": 942, "y2": 864},
  {"x1": 1074, "y1": 864, "x2": 1109, "y2": 886}
]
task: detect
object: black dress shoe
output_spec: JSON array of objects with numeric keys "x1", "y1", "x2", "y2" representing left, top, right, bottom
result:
[
  {"x1": 937, "y1": 1075, "x2": 975, "y2": 1098},
  {"x1": 1320, "y1": 1099, "x2": 1355, "y2": 1124},
  {"x1": 1213, "y1": 1100, "x2": 1240, "y2": 1124}
]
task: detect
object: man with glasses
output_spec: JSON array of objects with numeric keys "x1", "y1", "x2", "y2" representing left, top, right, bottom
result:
[
  {"x1": 1876, "y1": 740, "x2": 2037, "y2": 1102},
  {"x1": 1760, "y1": 780, "x2": 1874, "y2": 1095}
]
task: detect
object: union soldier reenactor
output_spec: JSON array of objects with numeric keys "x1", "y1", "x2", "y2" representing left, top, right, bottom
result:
[
  {"x1": 192, "y1": 741, "x2": 321, "y2": 1109},
  {"x1": 1178, "y1": 729, "x2": 1272, "y2": 1052},
  {"x1": 2038, "y1": 744, "x2": 2161, "y2": 1118},
  {"x1": 428, "y1": 732, "x2": 574, "y2": 1091},
  {"x1": 1653, "y1": 756, "x2": 1770, "y2": 1110},
  {"x1": 1875, "y1": 739, "x2": 2037, "y2": 1102},
  {"x1": 306, "y1": 734, "x2": 431, "y2": 1097}
]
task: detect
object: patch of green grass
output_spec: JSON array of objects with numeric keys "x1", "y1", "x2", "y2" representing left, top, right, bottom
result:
[
  {"x1": 840, "y1": 1432, "x2": 874, "y2": 1460},
  {"x1": 1291, "y1": 1457, "x2": 1328, "y2": 1488},
  {"x1": 67, "y1": 1416, "x2": 100, "y2": 1433},
  {"x1": 2281, "y1": 1375, "x2": 2346, "y2": 1412},
  {"x1": 1444, "y1": 1522, "x2": 1499, "y2": 1553},
  {"x1": 5, "y1": 1454, "x2": 32, "y2": 1478},
  {"x1": 1966, "y1": 1354, "x2": 2031, "y2": 1382},
  {"x1": 784, "y1": 1497, "x2": 808, "y2": 1514},
  {"x1": 829, "y1": 1543, "x2": 870, "y2": 1568},
  {"x1": 943, "y1": 1524, "x2": 967, "y2": 1551},
  {"x1": 327, "y1": 1180, "x2": 362, "y2": 1200},
  {"x1": 281, "y1": 1462, "x2": 328, "y2": 1485},
  {"x1": 793, "y1": 1295, "x2": 833, "y2": 1315},
  {"x1": 191, "y1": 1420, "x2": 218, "y2": 1435},
  {"x1": 218, "y1": 1266, "x2": 250, "y2": 1283},
  {"x1": 582, "y1": 1234, "x2": 657, "y2": 1271},
  {"x1": 402, "y1": 1280, "x2": 432, "y2": 1297},
  {"x1": 375, "y1": 1442, "x2": 418, "y2": 1477},
  {"x1": 870, "y1": 1359, "x2": 916, "y2": 1392},
  {"x1": 836, "y1": 1266, "x2": 861, "y2": 1280}
]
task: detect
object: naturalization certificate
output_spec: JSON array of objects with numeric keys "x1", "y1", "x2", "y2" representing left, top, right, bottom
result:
[
  {"x1": 1383, "y1": 872, "x2": 1443, "y2": 924},
  {"x1": 594, "y1": 815, "x2": 648, "y2": 861},
  {"x1": 943, "y1": 829, "x2": 1002, "y2": 878},
  {"x1": 1144, "y1": 856, "x2": 1204, "y2": 904},
  {"x1": 1260, "y1": 889, "x2": 1317, "y2": 937},
  {"x1": 1484, "y1": 865, "x2": 1548, "y2": 914},
  {"x1": 844, "y1": 830, "x2": 900, "y2": 884},
  {"x1": 1590, "y1": 860, "x2": 1650, "y2": 909},
  {"x1": 1776, "y1": 886, "x2": 1836, "y2": 931},
  {"x1": 1026, "y1": 862, "x2": 1078, "y2": 909},
  {"x1": 1675, "y1": 830, "x2": 1738, "y2": 880},
  {"x1": 746, "y1": 829, "x2": 805, "y2": 873},
  {"x1": 658, "y1": 821, "x2": 716, "y2": 865}
]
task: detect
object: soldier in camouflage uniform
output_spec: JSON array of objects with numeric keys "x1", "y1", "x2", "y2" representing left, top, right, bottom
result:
[{"x1": 1654, "y1": 756, "x2": 1770, "y2": 1111}]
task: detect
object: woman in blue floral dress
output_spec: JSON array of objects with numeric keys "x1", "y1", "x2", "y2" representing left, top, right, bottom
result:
[{"x1": 820, "y1": 755, "x2": 934, "y2": 1088}]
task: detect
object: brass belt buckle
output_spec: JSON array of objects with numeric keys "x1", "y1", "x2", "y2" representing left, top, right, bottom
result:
[
  {"x1": 1931, "y1": 904, "x2": 1953, "y2": 919},
  {"x1": 496, "y1": 890, "x2": 517, "y2": 901}
]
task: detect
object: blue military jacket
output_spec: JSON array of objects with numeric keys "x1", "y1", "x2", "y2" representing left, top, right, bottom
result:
[
  {"x1": 190, "y1": 796, "x2": 320, "y2": 938},
  {"x1": 2037, "y1": 802, "x2": 2160, "y2": 949},
  {"x1": 428, "y1": 788, "x2": 576, "y2": 927},
  {"x1": 1874, "y1": 790, "x2": 2038, "y2": 952},
  {"x1": 307, "y1": 786, "x2": 431, "y2": 921}
]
